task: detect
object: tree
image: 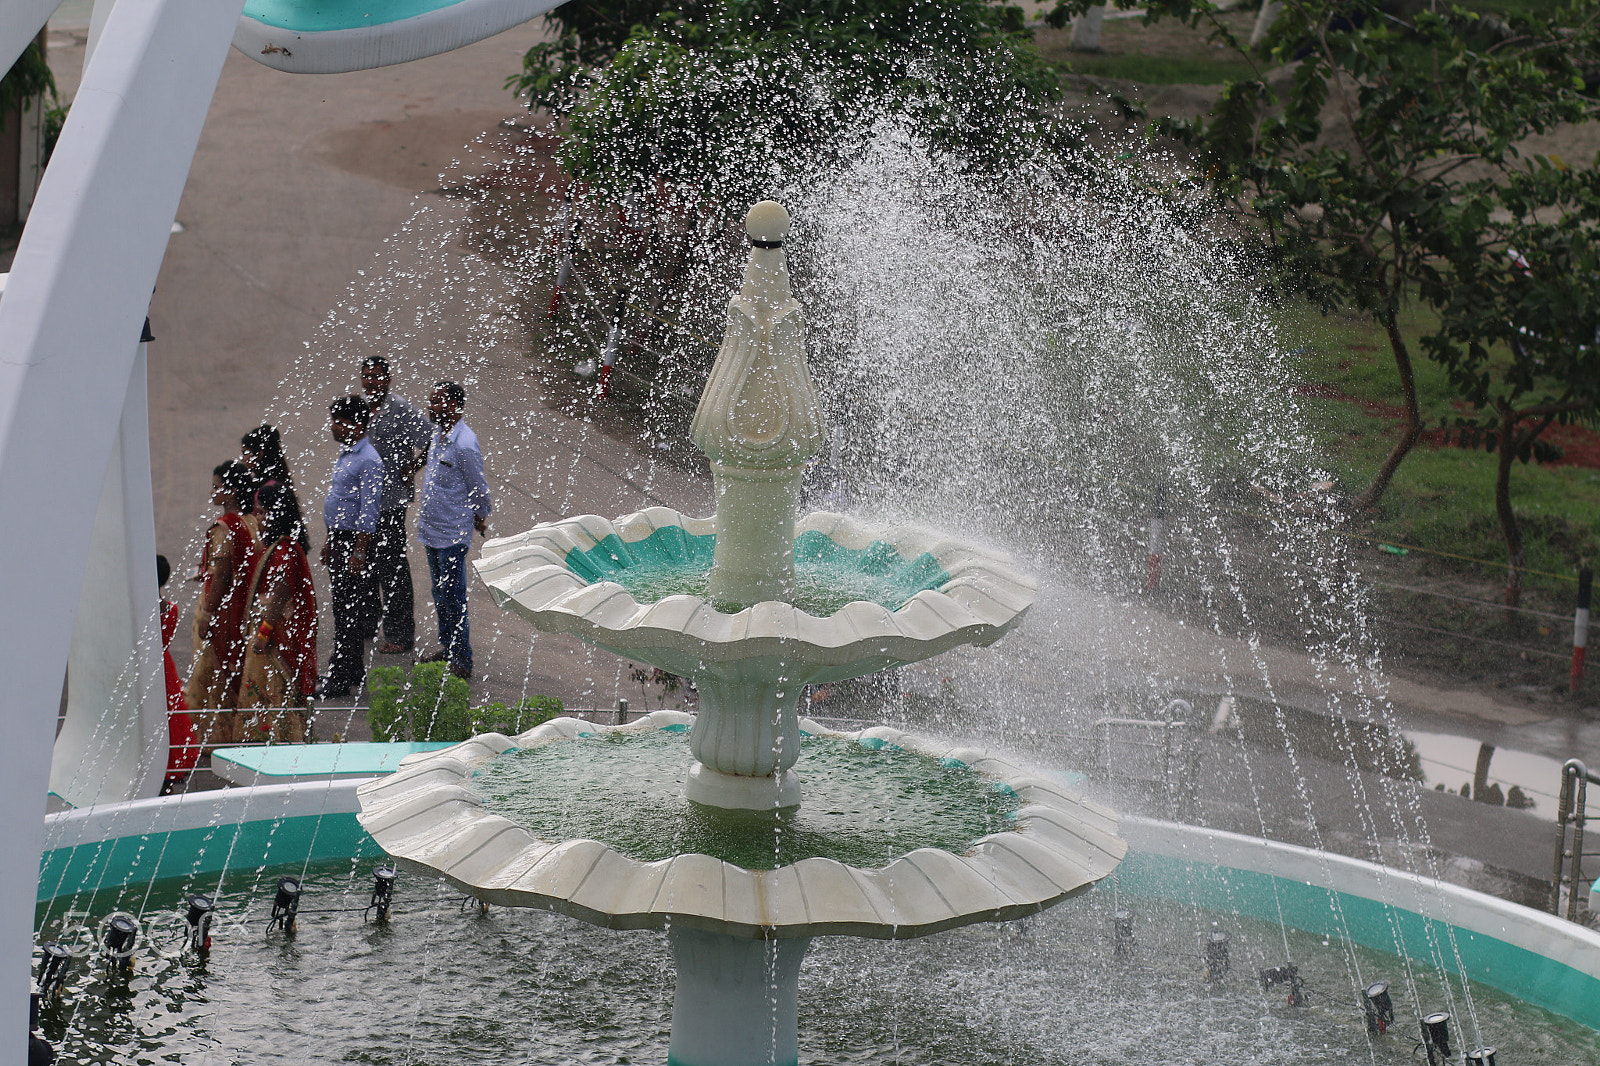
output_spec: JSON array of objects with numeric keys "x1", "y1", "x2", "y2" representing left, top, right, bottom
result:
[
  {"x1": 1047, "y1": 0, "x2": 1600, "y2": 605},
  {"x1": 510, "y1": 0, "x2": 1062, "y2": 204}
]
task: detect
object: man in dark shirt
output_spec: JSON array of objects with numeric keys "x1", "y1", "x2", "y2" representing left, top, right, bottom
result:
[
  {"x1": 360, "y1": 356, "x2": 432, "y2": 654},
  {"x1": 319, "y1": 395, "x2": 384, "y2": 700}
]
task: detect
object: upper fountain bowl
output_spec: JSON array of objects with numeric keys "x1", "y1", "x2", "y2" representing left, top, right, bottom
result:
[{"x1": 474, "y1": 506, "x2": 1035, "y2": 683}]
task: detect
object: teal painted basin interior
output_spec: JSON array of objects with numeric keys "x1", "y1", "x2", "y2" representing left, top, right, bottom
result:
[
  {"x1": 241, "y1": 0, "x2": 465, "y2": 32},
  {"x1": 564, "y1": 526, "x2": 950, "y2": 614}
]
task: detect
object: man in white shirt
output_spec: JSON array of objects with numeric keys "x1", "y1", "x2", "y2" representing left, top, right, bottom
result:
[{"x1": 416, "y1": 380, "x2": 492, "y2": 680}]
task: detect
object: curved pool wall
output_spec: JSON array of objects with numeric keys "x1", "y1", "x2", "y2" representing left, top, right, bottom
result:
[{"x1": 37, "y1": 782, "x2": 1600, "y2": 1033}]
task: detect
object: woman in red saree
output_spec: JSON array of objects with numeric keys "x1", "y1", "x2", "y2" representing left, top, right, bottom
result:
[
  {"x1": 184, "y1": 461, "x2": 260, "y2": 740},
  {"x1": 239, "y1": 482, "x2": 318, "y2": 741},
  {"x1": 157, "y1": 554, "x2": 199, "y2": 792}
]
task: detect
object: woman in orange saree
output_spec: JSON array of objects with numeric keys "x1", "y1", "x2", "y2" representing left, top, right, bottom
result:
[{"x1": 238, "y1": 482, "x2": 318, "y2": 742}]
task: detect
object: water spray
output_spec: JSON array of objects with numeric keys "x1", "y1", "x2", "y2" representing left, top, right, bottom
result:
[
  {"x1": 547, "y1": 192, "x2": 580, "y2": 321},
  {"x1": 598, "y1": 288, "x2": 629, "y2": 399},
  {"x1": 35, "y1": 943, "x2": 70, "y2": 1002},
  {"x1": 1145, "y1": 483, "x2": 1166, "y2": 593},
  {"x1": 1420, "y1": 1011, "x2": 1453, "y2": 1064},
  {"x1": 100, "y1": 913, "x2": 140, "y2": 977},
  {"x1": 267, "y1": 876, "x2": 302, "y2": 935},
  {"x1": 1259, "y1": 963, "x2": 1308, "y2": 1007},
  {"x1": 366, "y1": 866, "x2": 398, "y2": 923},
  {"x1": 1203, "y1": 930, "x2": 1230, "y2": 981},
  {"x1": 1361, "y1": 980, "x2": 1394, "y2": 1035},
  {"x1": 184, "y1": 893, "x2": 215, "y2": 955}
]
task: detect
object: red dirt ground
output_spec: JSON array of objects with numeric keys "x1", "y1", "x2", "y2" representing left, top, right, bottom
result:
[{"x1": 1292, "y1": 384, "x2": 1600, "y2": 469}]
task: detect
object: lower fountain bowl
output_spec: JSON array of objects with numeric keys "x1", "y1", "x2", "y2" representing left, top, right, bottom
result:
[{"x1": 354, "y1": 711, "x2": 1126, "y2": 939}]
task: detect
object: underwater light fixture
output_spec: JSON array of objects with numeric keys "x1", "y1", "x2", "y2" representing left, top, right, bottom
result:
[
  {"x1": 184, "y1": 894, "x2": 214, "y2": 954},
  {"x1": 1203, "y1": 929, "x2": 1230, "y2": 980},
  {"x1": 101, "y1": 913, "x2": 139, "y2": 976},
  {"x1": 1421, "y1": 1011, "x2": 1454, "y2": 1064},
  {"x1": 268, "y1": 877, "x2": 302, "y2": 934},
  {"x1": 1465, "y1": 1047, "x2": 1497, "y2": 1066},
  {"x1": 1259, "y1": 963, "x2": 1308, "y2": 1007},
  {"x1": 35, "y1": 943, "x2": 70, "y2": 1001},
  {"x1": 1362, "y1": 980, "x2": 1395, "y2": 1035},
  {"x1": 367, "y1": 866, "x2": 398, "y2": 923}
]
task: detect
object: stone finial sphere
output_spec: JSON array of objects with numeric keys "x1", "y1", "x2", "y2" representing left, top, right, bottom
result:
[{"x1": 746, "y1": 201, "x2": 790, "y2": 243}]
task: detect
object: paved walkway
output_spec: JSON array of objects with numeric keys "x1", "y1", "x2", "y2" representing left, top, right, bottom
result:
[{"x1": 38, "y1": 16, "x2": 1599, "y2": 896}]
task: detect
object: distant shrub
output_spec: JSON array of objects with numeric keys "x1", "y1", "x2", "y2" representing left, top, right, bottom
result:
[{"x1": 365, "y1": 664, "x2": 562, "y2": 743}]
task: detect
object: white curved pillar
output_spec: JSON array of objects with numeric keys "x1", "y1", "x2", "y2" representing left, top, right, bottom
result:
[
  {"x1": 51, "y1": 343, "x2": 167, "y2": 808},
  {"x1": 0, "y1": 0, "x2": 61, "y2": 77},
  {"x1": 668, "y1": 928, "x2": 810, "y2": 1066},
  {"x1": 0, "y1": 0, "x2": 244, "y2": 1045}
]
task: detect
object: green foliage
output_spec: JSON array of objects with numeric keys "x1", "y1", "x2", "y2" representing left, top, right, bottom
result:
[
  {"x1": 365, "y1": 665, "x2": 563, "y2": 743},
  {"x1": 0, "y1": 41, "x2": 55, "y2": 131},
  {"x1": 476, "y1": 696, "x2": 564, "y2": 737},
  {"x1": 512, "y1": 0, "x2": 1064, "y2": 203},
  {"x1": 1053, "y1": 0, "x2": 1600, "y2": 495},
  {"x1": 366, "y1": 665, "x2": 408, "y2": 741}
]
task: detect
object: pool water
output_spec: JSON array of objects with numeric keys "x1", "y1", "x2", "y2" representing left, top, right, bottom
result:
[
  {"x1": 468, "y1": 729, "x2": 1020, "y2": 869},
  {"x1": 33, "y1": 863, "x2": 1600, "y2": 1065}
]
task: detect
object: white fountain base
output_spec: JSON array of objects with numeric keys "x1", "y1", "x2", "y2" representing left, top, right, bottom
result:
[
  {"x1": 668, "y1": 927, "x2": 810, "y2": 1066},
  {"x1": 685, "y1": 762, "x2": 801, "y2": 811}
]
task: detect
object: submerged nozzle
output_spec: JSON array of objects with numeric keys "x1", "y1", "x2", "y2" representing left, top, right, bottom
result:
[
  {"x1": 185, "y1": 894, "x2": 215, "y2": 954},
  {"x1": 36, "y1": 943, "x2": 70, "y2": 1000},
  {"x1": 1362, "y1": 980, "x2": 1394, "y2": 1035},
  {"x1": 367, "y1": 866, "x2": 397, "y2": 923},
  {"x1": 1259, "y1": 962, "x2": 1307, "y2": 1006},
  {"x1": 101, "y1": 914, "x2": 139, "y2": 975},
  {"x1": 1203, "y1": 930, "x2": 1230, "y2": 981},
  {"x1": 268, "y1": 876, "x2": 302, "y2": 934},
  {"x1": 1421, "y1": 1012, "x2": 1453, "y2": 1064},
  {"x1": 1465, "y1": 1048, "x2": 1497, "y2": 1066},
  {"x1": 1112, "y1": 908, "x2": 1135, "y2": 959}
]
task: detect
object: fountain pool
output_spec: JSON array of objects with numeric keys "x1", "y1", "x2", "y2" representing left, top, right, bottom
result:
[{"x1": 33, "y1": 787, "x2": 1600, "y2": 1063}]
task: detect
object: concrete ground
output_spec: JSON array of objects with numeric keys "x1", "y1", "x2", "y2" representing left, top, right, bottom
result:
[{"x1": 31, "y1": 14, "x2": 1600, "y2": 908}]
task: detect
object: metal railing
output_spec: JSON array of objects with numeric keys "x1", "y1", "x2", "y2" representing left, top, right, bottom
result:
[
  {"x1": 1550, "y1": 759, "x2": 1600, "y2": 920},
  {"x1": 1093, "y1": 705, "x2": 1198, "y2": 819}
]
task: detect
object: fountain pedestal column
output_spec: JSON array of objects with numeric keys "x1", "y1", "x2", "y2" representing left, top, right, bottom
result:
[
  {"x1": 686, "y1": 200, "x2": 821, "y2": 812},
  {"x1": 668, "y1": 927, "x2": 810, "y2": 1066},
  {"x1": 685, "y1": 672, "x2": 802, "y2": 809}
]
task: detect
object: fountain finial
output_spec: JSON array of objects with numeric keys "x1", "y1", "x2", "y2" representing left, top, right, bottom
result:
[{"x1": 691, "y1": 200, "x2": 823, "y2": 609}]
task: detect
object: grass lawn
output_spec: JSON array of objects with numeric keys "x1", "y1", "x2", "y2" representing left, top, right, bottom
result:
[
  {"x1": 1279, "y1": 300, "x2": 1600, "y2": 593},
  {"x1": 1033, "y1": 10, "x2": 1260, "y2": 86}
]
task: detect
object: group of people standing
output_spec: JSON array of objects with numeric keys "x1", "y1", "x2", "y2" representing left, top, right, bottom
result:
[
  {"x1": 174, "y1": 358, "x2": 493, "y2": 744},
  {"x1": 181, "y1": 427, "x2": 318, "y2": 743}
]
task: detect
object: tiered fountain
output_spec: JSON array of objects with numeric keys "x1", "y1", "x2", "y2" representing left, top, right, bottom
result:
[{"x1": 356, "y1": 201, "x2": 1127, "y2": 1065}]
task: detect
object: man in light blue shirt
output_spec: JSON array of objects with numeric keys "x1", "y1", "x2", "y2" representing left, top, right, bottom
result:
[
  {"x1": 417, "y1": 380, "x2": 492, "y2": 680},
  {"x1": 319, "y1": 394, "x2": 384, "y2": 699}
]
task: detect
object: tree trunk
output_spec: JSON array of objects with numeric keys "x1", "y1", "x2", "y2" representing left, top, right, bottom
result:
[
  {"x1": 1347, "y1": 303, "x2": 1421, "y2": 517},
  {"x1": 1494, "y1": 404, "x2": 1524, "y2": 622},
  {"x1": 1072, "y1": 5, "x2": 1106, "y2": 50}
]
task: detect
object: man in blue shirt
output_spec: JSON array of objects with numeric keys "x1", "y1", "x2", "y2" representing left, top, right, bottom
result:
[
  {"x1": 417, "y1": 380, "x2": 492, "y2": 680},
  {"x1": 319, "y1": 394, "x2": 384, "y2": 700}
]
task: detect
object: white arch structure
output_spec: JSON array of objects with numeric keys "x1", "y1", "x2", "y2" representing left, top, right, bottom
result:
[{"x1": 0, "y1": 0, "x2": 564, "y2": 1045}]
